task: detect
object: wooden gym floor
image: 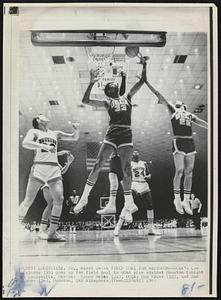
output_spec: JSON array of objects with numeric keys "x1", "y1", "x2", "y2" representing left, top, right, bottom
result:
[{"x1": 19, "y1": 228, "x2": 207, "y2": 263}]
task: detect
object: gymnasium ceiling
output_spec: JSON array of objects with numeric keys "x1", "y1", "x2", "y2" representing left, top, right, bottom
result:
[{"x1": 19, "y1": 31, "x2": 208, "y2": 165}]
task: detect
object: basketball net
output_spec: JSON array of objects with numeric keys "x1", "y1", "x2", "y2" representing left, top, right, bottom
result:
[
  {"x1": 86, "y1": 46, "x2": 116, "y2": 91},
  {"x1": 86, "y1": 46, "x2": 115, "y2": 68}
]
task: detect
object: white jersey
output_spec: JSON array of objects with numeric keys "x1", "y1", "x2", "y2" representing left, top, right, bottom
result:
[
  {"x1": 31, "y1": 129, "x2": 58, "y2": 164},
  {"x1": 131, "y1": 160, "x2": 148, "y2": 183}
]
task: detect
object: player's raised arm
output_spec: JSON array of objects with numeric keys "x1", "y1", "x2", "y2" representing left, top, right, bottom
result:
[
  {"x1": 191, "y1": 115, "x2": 208, "y2": 129},
  {"x1": 82, "y1": 68, "x2": 110, "y2": 108},
  {"x1": 144, "y1": 80, "x2": 175, "y2": 114},
  {"x1": 126, "y1": 62, "x2": 146, "y2": 101},
  {"x1": 119, "y1": 71, "x2": 126, "y2": 96},
  {"x1": 22, "y1": 129, "x2": 55, "y2": 152},
  {"x1": 57, "y1": 150, "x2": 71, "y2": 156},
  {"x1": 55, "y1": 123, "x2": 79, "y2": 141},
  {"x1": 60, "y1": 153, "x2": 75, "y2": 175}
]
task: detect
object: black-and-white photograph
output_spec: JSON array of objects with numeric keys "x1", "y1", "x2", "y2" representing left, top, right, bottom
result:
[{"x1": 3, "y1": 3, "x2": 218, "y2": 298}]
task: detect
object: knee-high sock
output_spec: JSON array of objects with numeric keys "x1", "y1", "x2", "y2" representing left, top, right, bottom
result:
[
  {"x1": 40, "y1": 219, "x2": 48, "y2": 232},
  {"x1": 147, "y1": 210, "x2": 154, "y2": 229},
  {"x1": 19, "y1": 201, "x2": 31, "y2": 222},
  {"x1": 80, "y1": 179, "x2": 95, "y2": 200},
  {"x1": 124, "y1": 190, "x2": 133, "y2": 207},
  {"x1": 48, "y1": 204, "x2": 63, "y2": 236}
]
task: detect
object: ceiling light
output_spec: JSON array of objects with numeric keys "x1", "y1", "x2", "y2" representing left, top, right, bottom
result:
[
  {"x1": 170, "y1": 49, "x2": 174, "y2": 53},
  {"x1": 194, "y1": 48, "x2": 199, "y2": 53},
  {"x1": 179, "y1": 79, "x2": 183, "y2": 83},
  {"x1": 20, "y1": 135, "x2": 24, "y2": 138},
  {"x1": 194, "y1": 84, "x2": 202, "y2": 90},
  {"x1": 186, "y1": 65, "x2": 190, "y2": 69},
  {"x1": 166, "y1": 57, "x2": 171, "y2": 63},
  {"x1": 68, "y1": 121, "x2": 72, "y2": 124},
  {"x1": 98, "y1": 132, "x2": 102, "y2": 135},
  {"x1": 173, "y1": 55, "x2": 187, "y2": 64},
  {"x1": 193, "y1": 132, "x2": 196, "y2": 135},
  {"x1": 167, "y1": 132, "x2": 171, "y2": 135}
]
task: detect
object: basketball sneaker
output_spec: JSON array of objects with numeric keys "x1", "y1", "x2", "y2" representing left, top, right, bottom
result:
[
  {"x1": 73, "y1": 198, "x2": 88, "y2": 214},
  {"x1": 173, "y1": 198, "x2": 184, "y2": 214},
  {"x1": 96, "y1": 204, "x2": 116, "y2": 215},
  {"x1": 38, "y1": 230, "x2": 48, "y2": 240},
  {"x1": 47, "y1": 232, "x2": 66, "y2": 242},
  {"x1": 113, "y1": 225, "x2": 120, "y2": 236},
  {"x1": 182, "y1": 200, "x2": 193, "y2": 215},
  {"x1": 120, "y1": 206, "x2": 133, "y2": 224}
]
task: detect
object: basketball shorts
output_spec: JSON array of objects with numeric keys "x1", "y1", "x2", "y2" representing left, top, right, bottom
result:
[
  {"x1": 104, "y1": 126, "x2": 133, "y2": 149},
  {"x1": 172, "y1": 138, "x2": 196, "y2": 156},
  {"x1": 109, "y1": 156, "x2": 124, "y2": 181},
  {"x1": 30, "y1": 162, "x2": 62, "y2": 184},
  {"x1": 131, "y1": 181, "x2": 150, "y2": 194}
]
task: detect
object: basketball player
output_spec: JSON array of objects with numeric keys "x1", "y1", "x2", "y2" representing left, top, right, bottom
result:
[
  {"x1": 96, "y1": 72, "x2": 128, "y2": 215},
  {"x1": 19, "y1": 114, "x2": 79, "y2": 242},
  {"x1": 143, "y1": 79, "x2": 207, "y2": 215},
  {"x1": 74, "y1": 58, "x2": 147, "y2": 224},
  {"x1": 130, "y1": 151, "x2": 160, "y2": 235},
  {"x1": 113, "y1": 151, "x2": 160, "y2": 236},
  {"x1": 38, "y1": 152, "x2": 74, "y2": 239}
]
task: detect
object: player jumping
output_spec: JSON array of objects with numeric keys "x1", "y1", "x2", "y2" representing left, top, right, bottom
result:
[
  {"x1": 143, "y1": 80, "x2": 207, "y2": 215},
  {"x1": 74, "y1": 59, "x2": 147, "y2": 224}
]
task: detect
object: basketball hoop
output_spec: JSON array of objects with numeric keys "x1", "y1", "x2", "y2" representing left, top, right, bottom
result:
[{"x1": 86, "y1": 46, "x2": 115, "y2": 67}]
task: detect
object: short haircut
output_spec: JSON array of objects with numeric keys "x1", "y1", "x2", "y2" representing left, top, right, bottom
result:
[
  {"x1": 32, "y1": 117, "x2": 39, "y2": 129},
  {"x1": 104, "y1": 82, "x2": 118, "y2": 97}
]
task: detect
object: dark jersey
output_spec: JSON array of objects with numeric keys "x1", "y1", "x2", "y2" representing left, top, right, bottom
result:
[
  {"x1": 171, "y1": 110, "x2": 195, "y2": 136},
  {"x1": 108, "y1": 96, "x2": 132, "y2": 126}
]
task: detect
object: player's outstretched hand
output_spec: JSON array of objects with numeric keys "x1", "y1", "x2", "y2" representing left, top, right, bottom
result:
[
  {"x1": 139, "y1": 56, "x2": 149, "y2": 65},
  {"x1": 67, "y1": 153, "x2": 75, "y2": 164},
  {"x1": 72, "y1": 122, "x2": 79, "y2": 130},
  {"x1": 90, "y1": 68, "x2": 102, "y2": 83}
]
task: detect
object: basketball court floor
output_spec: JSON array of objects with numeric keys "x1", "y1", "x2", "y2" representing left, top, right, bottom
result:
[{"x1": 19, "y1": 228, "x2": 207, "y2": 263}]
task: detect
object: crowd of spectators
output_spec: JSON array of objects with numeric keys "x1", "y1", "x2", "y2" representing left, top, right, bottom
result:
[{"x1": 23, "y1": 216, "x2": 208, "y2": 232}]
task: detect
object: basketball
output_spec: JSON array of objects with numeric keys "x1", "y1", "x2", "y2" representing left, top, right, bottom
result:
[{"x1": 125, "y1": 46, "x2": 139, "y2": 58}]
